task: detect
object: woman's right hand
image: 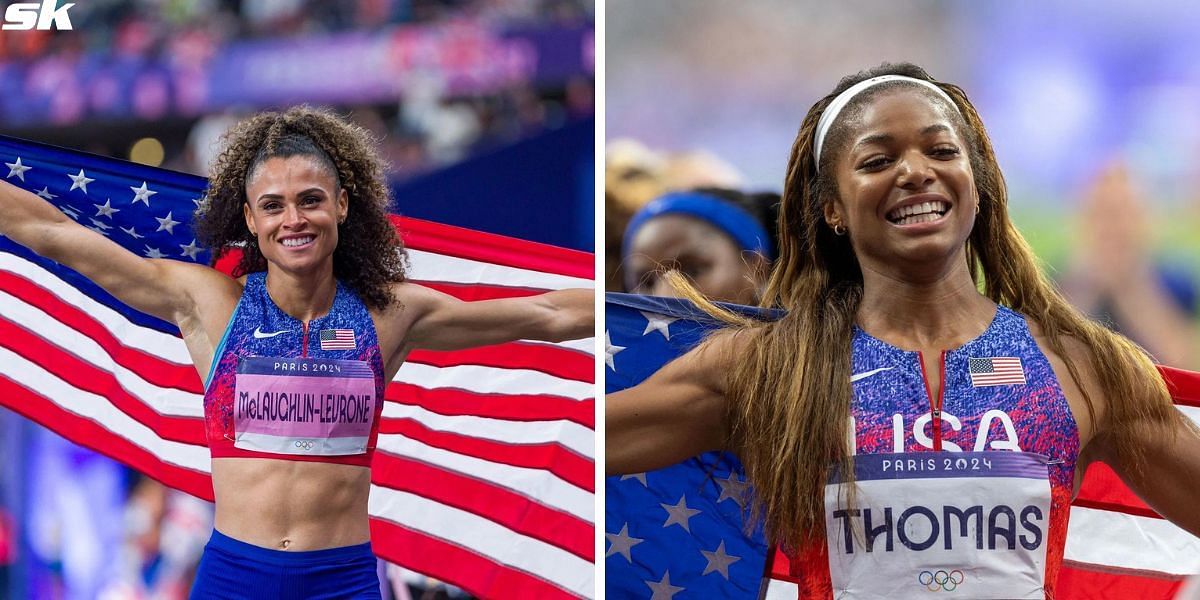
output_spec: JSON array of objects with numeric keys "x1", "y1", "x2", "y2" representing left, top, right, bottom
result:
[{"x1": 604, "y1": 330, "x2": 741, "y2": 475}]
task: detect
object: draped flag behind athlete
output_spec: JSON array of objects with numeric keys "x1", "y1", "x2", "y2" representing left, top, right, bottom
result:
[
  {"x1": 0, "y1": 135, "x2": 595, "y2": 600},
  {"x1": 604, "y1": 292, "x2": 1200, "y2": 599}
]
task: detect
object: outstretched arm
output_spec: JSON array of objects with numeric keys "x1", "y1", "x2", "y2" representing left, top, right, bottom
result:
[
  {"x1": 1086, "y1": 412, "x2": 1200, "y2": 537},
  {"x1": 395, "y1": 282, "x2": 592, "y2": 352},
  {"x1": 606, "y1": 332, "x2": 736, "y2": 475},
  {"x1": 0, "y1": 179, "x2": 222, "y2": 323}
]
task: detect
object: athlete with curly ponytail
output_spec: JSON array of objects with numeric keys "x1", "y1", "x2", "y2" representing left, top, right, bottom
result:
[
  {"x1": 0, "y1": 106, "x2": 592, "y2": 598},
  {"x1": 607, "y1": 63, "x2": 1200, "y2": 598}
]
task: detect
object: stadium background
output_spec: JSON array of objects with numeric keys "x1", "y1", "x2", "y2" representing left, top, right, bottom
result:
[{"x1": 0, "y1": 0, "x2": 593, "y2": 597}]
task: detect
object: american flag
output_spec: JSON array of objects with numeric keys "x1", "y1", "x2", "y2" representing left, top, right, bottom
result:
[
  {"x1": 0, "y1": 135, "x2": 595, "y2": 599},
  {"x1": 320, "y1": 328, "x2": 357, "y2": 350},
  {"x1": 968, "y1": 356, "x2": 1027, "y2": 387},
  {"x1": 605, "y1": 292, "x2": 1200, "y2": 599}
]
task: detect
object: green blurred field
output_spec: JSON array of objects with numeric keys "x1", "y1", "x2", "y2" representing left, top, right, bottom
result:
[{"x1": 1010, "y1": 207, "x2": 1200, "y2": 277}]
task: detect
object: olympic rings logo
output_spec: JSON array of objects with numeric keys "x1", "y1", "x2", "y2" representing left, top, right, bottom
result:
[
  {"x1": 294, "y1": 440, "x2": 315, "y2": 451},
  {"x1": 917, "y1": 570, "x2": 964, "y2": 592}
]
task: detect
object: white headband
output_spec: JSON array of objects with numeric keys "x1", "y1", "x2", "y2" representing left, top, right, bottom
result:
[{"x1": 812, "y1": 75, "x2": 960, "y2": 171}]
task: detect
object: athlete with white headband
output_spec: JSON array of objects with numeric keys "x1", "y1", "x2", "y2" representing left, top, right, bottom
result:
[{"x1": 607, "y1": 62, "x2": 1200, "y2": 598}]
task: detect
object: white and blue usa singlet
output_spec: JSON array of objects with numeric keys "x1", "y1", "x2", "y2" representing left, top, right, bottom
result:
[{"x1": 793, "y1": 305, "x2": 1080, "y2": 599}]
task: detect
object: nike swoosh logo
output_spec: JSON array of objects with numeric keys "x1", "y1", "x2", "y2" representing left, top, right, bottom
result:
[
  {"x1": 253, "y1": 326, "x2": 290, "y2": 339},
  {"x1": 850, "y1": 367, "x2": 893, "y2": 383}
]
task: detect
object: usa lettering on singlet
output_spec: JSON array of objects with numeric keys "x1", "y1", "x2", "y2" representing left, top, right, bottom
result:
[{"x1": 801, "y1": 305, "x2": 1079, "y2": 599}]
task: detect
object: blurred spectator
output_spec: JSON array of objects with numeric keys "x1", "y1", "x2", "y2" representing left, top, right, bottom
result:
[
  {"x1": 105, "y1": 476, "x2": 212, "y2": 599},
  {"x1": 659, "y1": 149, "x2": 743, "y2": 192},
  {"x1": 1061, "y1": 161, "x2": 1199, "y2": 368},
  {"x1": 0, "y1": 506, "x2": 12, "y2": 597},
  {"x1": 622, "y1": 188, "x2": 779, "y2": 306},
  {"x1": 25, "y1": 429, "x2": 125, "y2": 600},
  {"x1": 605, "y1": 138, "x2": 666, "y2": 291}
]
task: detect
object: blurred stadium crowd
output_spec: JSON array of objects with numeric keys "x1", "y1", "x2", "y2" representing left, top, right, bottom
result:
[{"x1": 0, "y1": 0, "x2": 592, "y2": 598}]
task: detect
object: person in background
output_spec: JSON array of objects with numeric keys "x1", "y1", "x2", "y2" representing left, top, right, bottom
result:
[
  {"x1": 622, "y1": 187, "x2": 780, "y2": 305},
  {"x1": 1061, "y1": 161, "x2": 1198, "y2": 368}
]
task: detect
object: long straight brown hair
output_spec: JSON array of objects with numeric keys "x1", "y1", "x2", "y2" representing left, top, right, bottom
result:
[{"x1": 692, "y1": 63, "x2": 1184, "y2": 551}]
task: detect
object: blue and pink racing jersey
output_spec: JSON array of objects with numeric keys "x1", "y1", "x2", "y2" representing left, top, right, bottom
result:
[
  {"x1": 203, "y1": 272, "x2": 386, "y2": 467},
  {"x1": 793, "y1": 305, "x2": 1080, "y2": 599}
]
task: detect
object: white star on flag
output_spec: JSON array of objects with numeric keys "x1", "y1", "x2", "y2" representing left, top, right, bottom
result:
[
  {"x1": 605, "y1": 330, "x2": 625, "y2": 370},
  {"x1": 143, "y1": 246, "x2": 166, "y2": 259},
  {"x1": 640, "y1": 311, "x2": 677, "y2": 339},
  {"x1": 6, "y1": 157, "x2": 31, "y2": 181},
  {"x1": 192, "y1": 196, "x2": 206, "y2": 209},
  {"x1": 661, "y1": 495, "x2": 702, "y2": 532},
  {"x1": 120, "y1": 226, "x2": 144, "y2": 239},
  {"x1": 93, "y1": 199, "x2": 120, "y2": 219},
  {"x1": 715, "y1": 472, "x2": 750, "y2": 508},
  {"x1": 155, "y1": 211, "x2": 180, "y2": 234},
  {"x1": 35, "y1": 187, "x2": 56, "y2": 200},
  {"x1": 88, "y1": 218, "x2": 112, "y2": 231},
  {"x1": 86, "y1": 225, "x2": 110, "y2": 237},
  {"x1": 700, "y1": 540, "x2": 741, "y2": 579},
  {"x1": 130, "y1": 181, "x2": 157, "y2": 206},
  {"x1": 605, "y1": 523, "x2": 644, "y2": 563},
  {"x1": 60, "y1": 206, "x2": 81, "y2": 219},
  {"x1": 645, "y1": 571, "x2": 685, "y2": 600},
  {"x1": 68, "y1": 169, "x2": 95, "y2": 194},
  {"x1": 179, "y1": 239, "x2": 202, "y2": 260},
  {"x1": 620, "y1": 472, "x2": 648, "y2": 486}
]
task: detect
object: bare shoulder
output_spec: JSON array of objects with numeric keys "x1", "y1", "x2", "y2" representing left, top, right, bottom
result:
[
  {"x1": 167, "y1": 262, "x2": 243, "y2": 329},
  {"x1": 665, "y1": 326, "x2": 756, "y2": 395},
  {"x1": 366, "y1": 280, "x2": 425, "y2": 358},
  {"x1": 1026, "y1": 319, "x2": 1107, "y2": 446}
]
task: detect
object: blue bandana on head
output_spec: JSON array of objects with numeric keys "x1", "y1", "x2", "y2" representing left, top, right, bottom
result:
[{"x1": 622, "y1": 192, "x2": 773, "y2": 260}]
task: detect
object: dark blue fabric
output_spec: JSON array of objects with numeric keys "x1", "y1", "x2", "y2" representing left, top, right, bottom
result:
[
  {"x1": 604, "y1": 292, "x2": 771, "y2": 599},
  {"x1": 190, "y1": 529, "x2": 381, "y2": 599},
  {"x1": 0, "y1": 134, "x2": 211, "y2": 335}
]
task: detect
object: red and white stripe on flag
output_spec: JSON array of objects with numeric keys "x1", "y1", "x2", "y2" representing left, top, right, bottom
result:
[
  {"x1": 760, "y1": 365, "x2": 1200, "y2": 599},
  {"x1": 0, "y1": 215, "x2": 595, "y2": 599}
]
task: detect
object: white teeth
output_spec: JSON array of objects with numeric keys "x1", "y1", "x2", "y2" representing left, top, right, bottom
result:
[
  {"x1": 282, "y1": 236, "x2": 314, "y2": 247},
  {"x1": 896, "y1": 212, "x2": 942, "y2": 226},
  {"x1": 889, "y1": 200, "x2": 949, "y2": 221}
]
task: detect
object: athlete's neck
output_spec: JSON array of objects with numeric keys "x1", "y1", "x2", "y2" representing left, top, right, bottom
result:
[
  {"x1": 856, "y1": 257, "x2": 996, "y2": 351},
  {"x1": 263, "y1": 267, "x2": 338, "y2": 323}
]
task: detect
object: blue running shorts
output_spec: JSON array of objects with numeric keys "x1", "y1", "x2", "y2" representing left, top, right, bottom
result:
[{"x1": 190, "y1": 529, "x2": 381, "y2": 599}]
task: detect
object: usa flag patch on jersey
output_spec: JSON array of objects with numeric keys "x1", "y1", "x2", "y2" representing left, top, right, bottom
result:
[
  {"x1": 968, "y1": 356, "x2": 1026, "y2": 386},
  {"x1": 319, "y1": 328, "x2": 356, "y2": 350}
]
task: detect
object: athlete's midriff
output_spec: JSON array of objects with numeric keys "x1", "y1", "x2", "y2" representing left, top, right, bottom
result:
[
  {"x1": 210, "y1": 457, "x2": 372, "y2": 550},
  {"x1": 792, "y1": 306, "x2": 1080, "y2": 599}
]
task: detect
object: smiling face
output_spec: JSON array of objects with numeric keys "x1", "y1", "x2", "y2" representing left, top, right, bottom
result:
[
  {"x1": 243, "y1": 155, "x2": 348, "y2": 276},
  {"x1": 823, "y1": 87, "x2": 979, "y2": 274},
  {"x1": 625, "y1": 214, "x2": 767, "y2": 304}
]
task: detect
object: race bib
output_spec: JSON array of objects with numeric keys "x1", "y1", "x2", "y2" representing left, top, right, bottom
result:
[
  {"x1": 825, "y1": 451, "x2": 1050, "y2": 599},
  {"x1": 233, "y1": 357, "x2": 376, "y2": 456}
]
